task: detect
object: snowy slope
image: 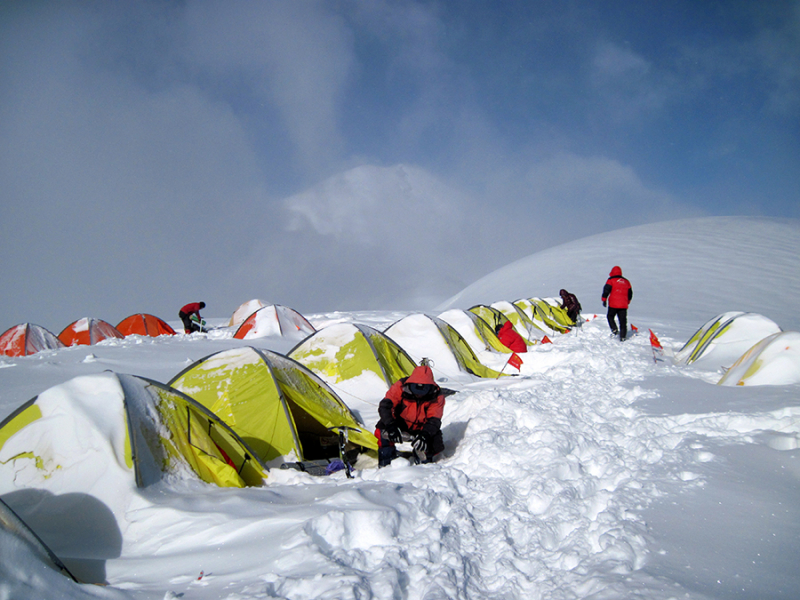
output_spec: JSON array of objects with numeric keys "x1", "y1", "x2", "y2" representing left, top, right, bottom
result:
[
  {"x1": 1, "y1": 217, "x2": 799, "y2": 599},
  {"x1": 441, "y1": 216, "x2": 800, "y2": 337}
]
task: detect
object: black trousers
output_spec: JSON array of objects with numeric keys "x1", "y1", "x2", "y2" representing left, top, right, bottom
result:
[
  {"x1": 377, "y1": 428, "x2": 445, "y2": 465},
  {"x1": 179, "y1": 311, "x2": 200, "y2": 333},
  {"x1": 607, "y1": 307, "x2": 628, "y2": 340}
]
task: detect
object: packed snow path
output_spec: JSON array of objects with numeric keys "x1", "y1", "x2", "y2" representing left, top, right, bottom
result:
[{"x1": 73, "y1": 318, "x2": 795, "y2": 600}]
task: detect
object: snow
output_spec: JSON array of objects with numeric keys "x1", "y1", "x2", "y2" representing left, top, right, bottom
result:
[
  {"x1": 1, "y1": 216, "x2": 799, "y2": 599},
  {"x1": 675, "y1": 312, "x2": 783, "y2": 371}
]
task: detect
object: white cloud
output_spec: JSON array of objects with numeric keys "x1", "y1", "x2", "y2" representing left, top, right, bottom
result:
[
  {"x1": 592, "y1": 41, "x2": 651, "y2": 79},
  {"x1": 228, "y1": 164, "x2": 489, "y2": 311},
  {"x1": 588, "y1": 41, "x2": 673, "y2": 121},
  {"x1": 522, "y1": 153, "x2": 702, "y2": 230},
  {"x1": 226, "y1": 156, "x2": 699, "y2": 313},
  {"x1": 179, "y1": 1, "x2": 355, "y2": 172}
]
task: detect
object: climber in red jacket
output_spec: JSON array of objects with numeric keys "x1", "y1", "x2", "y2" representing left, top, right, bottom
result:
[
  {"x1": 375, "y1": 364, "x2": 446, "y2": 466},
  {"x1": 601, "y1": 266, "x2": 633, "y2": 341},
  {"x1": 495, "y1": 320, "x2": 527, "y2": 353}
]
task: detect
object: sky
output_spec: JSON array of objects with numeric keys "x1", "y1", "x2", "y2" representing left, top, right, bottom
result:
[{"x1": 1, "y1": 0, "x2": 798, "y2": 331}]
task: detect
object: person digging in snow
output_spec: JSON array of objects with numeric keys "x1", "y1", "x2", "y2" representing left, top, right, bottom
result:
[
  {"x1": 179, "y1": 301, "x2": 207, "y2": 334},
  {"x1": 601, "y1": 266, "x2": 633, "y2": 341},
  {"x1": 376, "y1": 364, "x2": 446, "y2": 466},
  {"x1": 559, "y1": 289, "x2": 582, "y2": 324}
]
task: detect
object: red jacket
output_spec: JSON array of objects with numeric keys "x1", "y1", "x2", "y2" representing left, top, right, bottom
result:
[
  {"x1": 180, "y1": 302, "x2": 203, "y2": 316},
  {"x1": 601, "y1": 267, "x2": 632, "y2": 309},
  {"x1": 497, "y1": 321, "x2": 527, "y2": 353},
  {"x1": 378, "y1": 365, "x2": 445, "y2": 435}
]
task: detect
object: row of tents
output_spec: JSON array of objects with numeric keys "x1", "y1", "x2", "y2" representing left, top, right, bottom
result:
[
  {"x1": 663, "y1": 311, "x2": 800, "y2": 386},
  {"x1": 0, "y1": 305, "x2": 317, "y2": 357},
  {"x1": 0, "y1": 314, "x2": 175, "y2": 356},
  {"x1": 3, "y1": 303, "x2": 796, "y2": 586},
  {"x1": 0, "y1": 296, "x2": 580, "y2": 490},
  {"x1": 0, "y1": 296, "x2": 577, "y2": 358}
]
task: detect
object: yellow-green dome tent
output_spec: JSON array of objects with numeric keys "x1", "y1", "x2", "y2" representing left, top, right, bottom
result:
[
  {"x1": 170, "y1": 346, "x2": 377, "y2": 466},
  {"x1": 0, "y1": 373, "x2": 266, "y2": 491},
  {"x1": 385, "y1": 313, "x2": 505, "y2": 380}
]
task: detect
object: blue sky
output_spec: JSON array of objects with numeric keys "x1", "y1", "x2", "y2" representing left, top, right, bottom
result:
[{"x1": 1, "y1": 1, "x2": 798, "y2": 330}]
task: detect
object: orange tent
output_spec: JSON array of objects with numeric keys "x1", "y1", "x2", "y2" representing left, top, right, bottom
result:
[
  {"x1": 0, "y1": 323, "x2": 65, "y2": 356},
  {"x1": 58, "y1": 318, "x2": 124, "y2": 346},
  {"x1": 116, "y1": 313, "x2": 176, "y2": 337}
]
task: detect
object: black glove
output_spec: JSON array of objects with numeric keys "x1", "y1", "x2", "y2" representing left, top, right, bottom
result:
[
  {"x1": 602, "y1": 300, "x2": 607, "y2": 308},
  {"x1": 412, "y1": 434, "x2": 428, "y2": 454},
  {"x1": 384, "y1": 423, "x2": 403, "y2": 443}
]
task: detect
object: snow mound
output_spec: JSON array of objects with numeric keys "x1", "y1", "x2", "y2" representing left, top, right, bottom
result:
[{"x1": 718, "y1": 331, "x2": 800, "y2": 387}]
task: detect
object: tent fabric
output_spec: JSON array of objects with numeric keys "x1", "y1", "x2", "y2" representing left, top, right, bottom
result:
[
  {"x1": 384, "y1": 313, "x2": 504, "y2": 380},
  {"x1": 228, "y1": 299, "x2": 269, "y2": 328},
  {"x1": 289, "y1": 323, "x2": 416, "y2": 389},
  {"x1": 438, "y1": 309, "x2": 512, "y2": 354},
  {"x1": 467, "y1": 305, "x2": 510, "y2": 335},
  {"x1": 676, "y1": 312, "x2": 782, "y2": 368},
  {"x1": 57, "y1": 318, "x2": 124, "y2": 347},
  {"x1": 169, "y1": 346, "x2": 377, "y2": 465},
  {"x1": 0, "y1": 497, "x2": 78, "y2": 582},
  {"x1": 0, "y1": 324, "x2": 65, "y2": 357},
  {"x1": 512, "y1": 299, "x2": 555, "y2": 336},
  {"x1": 233, "y1": 305, "x2": 316, "y2": 341},
  {"x1": 116, "y1": 314, "x2": 176, "y2": 337},
  {"x1": 540, "y1": 298, "x2": 575, "y2": 329},
  {"x1": 513, "y1": 299, "x2": 567, "y2": 335},
  {"x1": 490, "y1": 300, "x2": 545, "y2": 342},
  {"x1": 718, "y1": 331, "x2": 800, "y2": 387},
  {"x1": 0, "y1": 373, "x2": 266, "y2": 494}
]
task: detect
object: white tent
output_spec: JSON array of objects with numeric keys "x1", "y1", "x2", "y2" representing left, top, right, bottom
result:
[{"x1": 718, "y1": 331, "x2": 800, "y2": 386}]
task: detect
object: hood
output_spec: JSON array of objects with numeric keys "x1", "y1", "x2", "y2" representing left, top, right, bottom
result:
[
  {"x1": 609, "y1": 266, "x2": 622, "y2": 277},
  {"x1": 406, "y1": 365, "x2": 436, "y2": 385}
]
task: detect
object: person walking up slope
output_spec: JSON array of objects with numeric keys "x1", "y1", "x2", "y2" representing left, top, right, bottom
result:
[{"x1": 601, "y1": 267, "x2": 633, "y2": 341}]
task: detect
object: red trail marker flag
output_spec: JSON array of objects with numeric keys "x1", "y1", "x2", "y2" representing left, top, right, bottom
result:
[
  {"x1": 649, "y1": 329, "x2": 664, "y2": 363},
  {"x1": 497, "y1": 352, "x2": 524, "y2": 378}
]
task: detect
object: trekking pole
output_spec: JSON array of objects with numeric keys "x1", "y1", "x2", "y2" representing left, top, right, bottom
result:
[{"x1": 495, "y1": 360, "x2": 509, "y2": 379}]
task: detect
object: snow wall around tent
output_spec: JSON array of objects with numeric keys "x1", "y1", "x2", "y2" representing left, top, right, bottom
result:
[
  {"x1": 169, "y1": 346, "x2": 377, "y2": 466},
  {"x1": 718, "y1": 331, "x2": 800, "y2": 386},
  {"x1": 0, "y1": 324, "x2": 65, "y2": 357}
]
